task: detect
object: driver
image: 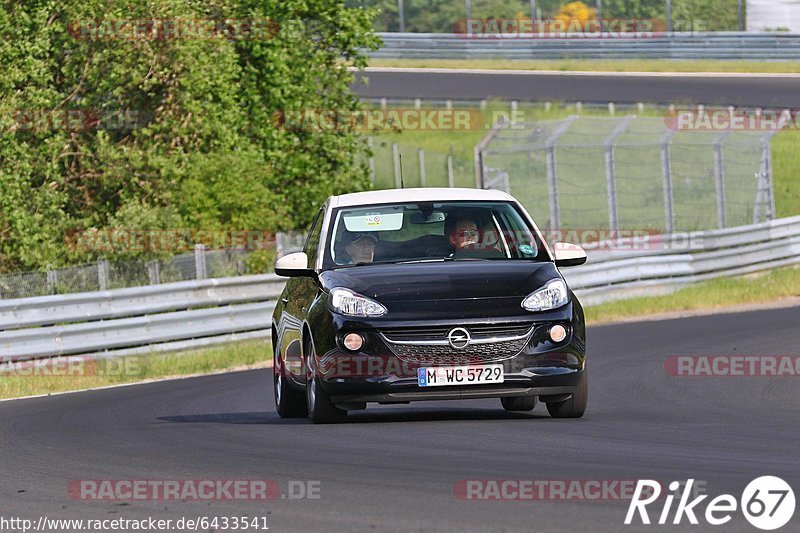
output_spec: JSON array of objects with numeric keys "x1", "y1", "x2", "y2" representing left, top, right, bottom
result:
[{"x1": 446, "y1": 216, "x2": 480, "y2": 251}]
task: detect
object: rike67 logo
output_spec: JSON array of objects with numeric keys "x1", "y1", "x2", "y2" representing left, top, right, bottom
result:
[{"x1": 626, "y1": 477, "x2": 795, "y2": 530}]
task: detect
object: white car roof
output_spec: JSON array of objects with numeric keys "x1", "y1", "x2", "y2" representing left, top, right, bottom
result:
[{"x1": 328, "y1": 187, "x2": 515, "y2": 208}]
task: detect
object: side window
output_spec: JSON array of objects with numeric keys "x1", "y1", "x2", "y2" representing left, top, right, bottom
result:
[{"x1": 304, "y1": 209, "x2": 325, "y2": 266}]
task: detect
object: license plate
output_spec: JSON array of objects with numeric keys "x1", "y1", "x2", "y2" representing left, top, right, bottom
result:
[{"x1": 417, "y1": 364, "x2": 504, "y2": 387}]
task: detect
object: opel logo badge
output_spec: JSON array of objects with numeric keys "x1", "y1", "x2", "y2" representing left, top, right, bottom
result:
[{"x1": 447, "y1": 327, "x2": 471, "y2": 349}]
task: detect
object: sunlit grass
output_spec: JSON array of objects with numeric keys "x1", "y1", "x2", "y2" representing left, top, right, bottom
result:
[
  {"x1": 585, "y1": 265, "x2": 800, "y2": 324},
  {"x1": 0, "y1": 339, "x2": 271, "y2": 400}
]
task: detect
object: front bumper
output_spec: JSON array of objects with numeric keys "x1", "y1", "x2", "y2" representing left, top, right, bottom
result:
[
  {"x1": 329, "y1": 366, "x2": 583, "y2": 405},
  {"x1": 306, "y1": 298, "x2": 586, "y2": 404}
]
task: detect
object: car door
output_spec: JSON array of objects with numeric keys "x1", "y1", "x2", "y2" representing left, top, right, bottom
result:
[{"x1": 278, "y1": 207, "x2": 325, "y2": 382}]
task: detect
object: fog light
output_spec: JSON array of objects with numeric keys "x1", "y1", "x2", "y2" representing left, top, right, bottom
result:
[
  {"x1": 549, "y1": 324, "x2": 567, "y2": 343},
  {"x1": 343, "y1": 332, "x2": 364, "y2": 351}
]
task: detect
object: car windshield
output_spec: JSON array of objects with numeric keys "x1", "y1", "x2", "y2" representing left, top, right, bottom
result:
[{"x1": 325, "y1": 201, "x2": 547, "y2": 267}]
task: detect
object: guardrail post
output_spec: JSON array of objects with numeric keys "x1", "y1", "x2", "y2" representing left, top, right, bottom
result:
[
  {"x1": 147, "y1": 260, "x2": 161, "y2": 285},
  {"x1": 97, "y1": 259, "x2": 109, "y2": 291},
  {"x1": 603, "y1": 116, "x2": 634, "y2": 231},
  {"x1": 392, "y1": 143, "x2": 401, "y2": 188},
  {"x1": 195, "y1": 244, "x2": 208, "y2": 279},
  {"x1": 418, "y1": 148, "x2": 426, "y2": 187},
  {"x1": 713, "y1": 131, "x2": 732, "y2": 229},
  {"x1": 544, "y1": 115, "x2": 579, "y2": 230},
  {"x1": 661, "y1": 129, "x2": 677, "y2": 234},
  {"x1": 447, "y1": 145, "x2": 455, "y2": 187}
]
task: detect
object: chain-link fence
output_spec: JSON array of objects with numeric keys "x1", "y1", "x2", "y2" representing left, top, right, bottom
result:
[
  {"x1": 363, "y1": 138, "x2": 475, "y2": 190},
  {"x1": 0, "y1": 248, "x2": 252, "y2": 300},
  {"x1": 478, "y1": 115, "x2": 778, "y2": 233}
]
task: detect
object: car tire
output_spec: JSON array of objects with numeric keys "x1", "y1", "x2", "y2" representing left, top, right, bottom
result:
[
  {"x1": 546, "y1": 367, "x2": 588, "y2": 419},
  {"x1": 501, "y1": 395, "x2": 537, "y2": 411},
  {"x1": 274, "y1": 348, "x2": 308, "y2": 418},
  {"x1": 305, "y1": 338, "x2": 347, "y2": 424}
]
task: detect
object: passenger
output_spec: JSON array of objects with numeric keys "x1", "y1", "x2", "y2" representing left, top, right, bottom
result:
[{"x1": 342, "y1": 232, "x2": 377, "y2": 264}]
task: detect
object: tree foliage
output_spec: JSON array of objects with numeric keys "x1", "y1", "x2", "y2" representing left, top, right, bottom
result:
[{"x1": 0, "y1": 0, "x2": 379, "y2": 271}]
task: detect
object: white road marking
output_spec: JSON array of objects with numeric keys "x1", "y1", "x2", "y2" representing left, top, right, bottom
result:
[{"x1": 354, "y1": 66, "x2": 800, "y2": 79}]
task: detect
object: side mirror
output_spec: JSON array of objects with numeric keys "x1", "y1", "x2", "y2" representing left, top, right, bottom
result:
[
  {"x1": 553, "y1": 242, "x2": 587, "y2": 267},
  {"x1": 274, "y1": 252, "x2": 316, "y2": 278}
]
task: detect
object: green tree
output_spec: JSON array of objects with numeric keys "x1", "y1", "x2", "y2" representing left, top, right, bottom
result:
[{"x1": 0, "y1": 0, "x2": 378, "y2": 271}]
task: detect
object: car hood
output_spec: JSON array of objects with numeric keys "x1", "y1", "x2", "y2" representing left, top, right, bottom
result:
[{"x1": 320, "y1": 261, "x2": 562, "y2": 303}]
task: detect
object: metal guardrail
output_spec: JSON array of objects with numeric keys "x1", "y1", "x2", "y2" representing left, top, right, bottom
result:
[
  {"x1": 0, "y1": 275, "x2": 284, "y2": 361},
  {"x1": 2, "y1": 216, "x2": 799, "y2": 361},
  {"x1": 565, "y1": 215, "x2": 800, "y2": 305},
  {"x1": 0, "y1": 275, "x2": 284, "y2": 331},
  {"x1": 372, "y1": 32, "x2": 800, "y2": 60}
]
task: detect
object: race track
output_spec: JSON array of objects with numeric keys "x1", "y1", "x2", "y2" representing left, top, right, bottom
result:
[
  {"x1": 1, "y1": 306, "x2": 798, "y2": 532},
  {"x1": 352, "y1": 68, "x2": 800, "y2": 107}
]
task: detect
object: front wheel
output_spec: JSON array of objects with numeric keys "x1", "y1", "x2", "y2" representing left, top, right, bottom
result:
[
  {"x1": 305, "y1": 339, "x2": 347, "y2": 424},
  {"x1": 546, "y1": 367, "x2": 588, "y2": 418},
  {"x1": 274, "y1": 352, "x2": 307, "y2": 418}
]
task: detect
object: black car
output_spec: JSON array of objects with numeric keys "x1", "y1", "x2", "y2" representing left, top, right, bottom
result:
[{"x1": 272, "y1": 188, "x2": 588, "y2": 423}]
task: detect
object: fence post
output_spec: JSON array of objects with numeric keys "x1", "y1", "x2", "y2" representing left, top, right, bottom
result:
[
  {"x1": 544, "y1": 115, "x2": 579, "y2": 230},
  {"x1": 146, "y1": 260, "x2": 161, "y2": 285},
  {"x1": 97, "y1": 259, "x2": 109, "y2": 291},
  {"x1": 447, "y1": 145, "x2": 455, "y2": 187},
  {"x1": 473, "y1": 116, "x2": 507, "y2": 189},
  {"x1": 398, "y1": 0, "x2": 405, "y2": 32},
  {"x1": 367, "y1": 136, "x2": 376, "y2": 185},
  {"x1": 603, "y1": 115, "x2": 634, "y2": 231},
  {"x1": 713, "y1": 131, "x2": 732, "y2": 229},
  {"x1": 195, "y1": 243, "x2": 208, "y2": 279},
  {"x1": 660, "y1": 129, "x2": 677, "y2": 234},
  {"x1": 392, "y1": 143, "x2": 401, "y2": 188},
  {"x1": 755, "y1": 132, "x2": 779, "y2": 223},
  {"x1": 418, "y1": 148, "x2": 426, "y2": 187},
  {"x1": 46, "y1": 270, "x2": 57, "y2": 295},
  {"x1": 767, "y1": 140, "x2": 776, "y2": 221}
]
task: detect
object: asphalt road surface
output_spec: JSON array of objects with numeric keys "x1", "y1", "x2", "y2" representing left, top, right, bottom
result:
[
  {"x1": 1, "y1": 306, "x2": 798, "y2": 532},
  {"x1": 352, "y1": 68, "x2": 800, "y2": 108}
]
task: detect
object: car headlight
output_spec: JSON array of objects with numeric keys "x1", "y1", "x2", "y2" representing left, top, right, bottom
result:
[
  {"x1": 521, "y1": 279, "x2": 569, "y2": 312},
  {"x1": 329, "y1": 287, "x2": 387, "y2": 317}
]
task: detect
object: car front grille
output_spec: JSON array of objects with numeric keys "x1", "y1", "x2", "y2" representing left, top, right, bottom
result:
[{"x1": 379, "y1": 323, "x2": 534, "y2": 365}]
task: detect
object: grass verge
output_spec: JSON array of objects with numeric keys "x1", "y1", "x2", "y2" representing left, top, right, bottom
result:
[
  {"x1": 0, "y1": 339, "x2": 271, "y2": 400},
  {"x1": 585, "y1": 265, "x2": 800, "y2": 324},
  {"x1": 369, "y1": 58, "x2": 800, "y2": 74}
]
